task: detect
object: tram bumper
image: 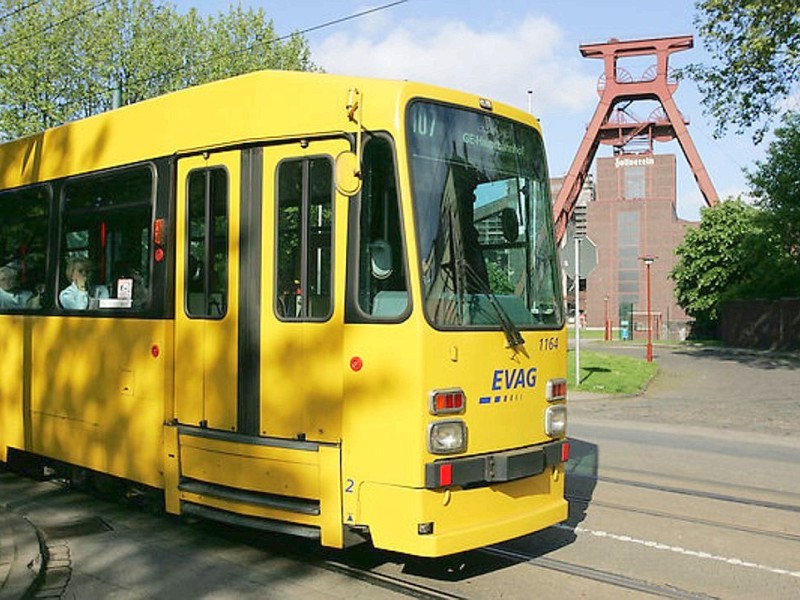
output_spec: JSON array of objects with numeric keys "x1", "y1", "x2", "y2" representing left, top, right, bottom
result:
[{"x1": 358, "y1": 463, "x2": 567, "y2": 557}]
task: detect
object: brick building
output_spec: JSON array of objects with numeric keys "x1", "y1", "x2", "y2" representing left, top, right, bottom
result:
[{"x1": 553, "y1": 152, "x2": 697, "y2": 340}]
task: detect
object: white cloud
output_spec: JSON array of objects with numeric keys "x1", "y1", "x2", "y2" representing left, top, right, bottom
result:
[
  {"x1": 312, "y1": 14, "x2": 596, "y2": 116},
  {"x1": 775, "y1": 87, "x2": 800, "y2": 114}
]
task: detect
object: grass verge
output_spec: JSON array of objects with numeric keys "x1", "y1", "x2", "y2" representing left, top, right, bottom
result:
[{"x1": 567, "y1": 349, "x2": 659, "y2": 394}]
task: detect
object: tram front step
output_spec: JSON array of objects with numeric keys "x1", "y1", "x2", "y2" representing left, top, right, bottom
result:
[{"x1": 180, "y1": 500, "x2": 321, "y2": 539}]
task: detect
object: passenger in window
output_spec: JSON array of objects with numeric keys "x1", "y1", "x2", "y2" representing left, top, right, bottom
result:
[
  {"x1": 0, "y1": 265, "x2": 39, "y2": 309},
  {"x1": 59, "y1": 257, "x2": 108, "y2": 310}
]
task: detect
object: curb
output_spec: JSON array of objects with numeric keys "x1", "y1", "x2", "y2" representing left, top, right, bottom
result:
[{"x1": 0, "y1": 511, "x2": 44, "y2": 600}]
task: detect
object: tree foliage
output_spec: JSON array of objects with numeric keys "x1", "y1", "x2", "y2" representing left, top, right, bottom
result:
[
  {"x1": 742, "y1": 113, "x2": 800, "y2": 299},
  {"x1": 747, "y1": 113, "x2": 800, "y2": 263},
  {"x1": 672, "y1": 2, "x2": 800, "y2": 334},
  {"x1": 672, "y1": 196, "x2": 800, "y2": 332},
  {"x1": 670, "y1": 198, "x2": 762, "y2": 330},
  {"x1": 686, "y1": 0, "x2": 800, "y2": 142},
  {"x1": 0, "y1": 0, "x2": 317, "y2": 140}
]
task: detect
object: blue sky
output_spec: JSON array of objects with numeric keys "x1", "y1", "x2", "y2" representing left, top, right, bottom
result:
[{"x1": 181, "y1": 0, "x2": 766, "y2": 220}]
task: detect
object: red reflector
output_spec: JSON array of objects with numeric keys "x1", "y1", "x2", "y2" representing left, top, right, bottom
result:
[
  {"x1": 439, "y1": 463, "x2": 453, "y2": 487},
  {"x1": 151, "y1": 345, "x2": 160, "y2": 358},
  {"x1": 154, "y1": 218, "x2": 164, "y2": 245},
  {"x1": 561, "y1": 441, "x2": 570, "y2": 462}
]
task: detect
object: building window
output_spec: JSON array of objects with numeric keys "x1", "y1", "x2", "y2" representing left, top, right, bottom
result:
[
  {"x1": 617, "y1": 210, "x2": 639, "y2": 304},
  {"x1": 624, "y1": 165, "x2": 645, "y2": 200}
]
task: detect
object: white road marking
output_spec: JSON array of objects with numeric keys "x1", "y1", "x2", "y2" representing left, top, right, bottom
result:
[{"x1": 556, "y1": 524, "x2": 800, "y2": 579}]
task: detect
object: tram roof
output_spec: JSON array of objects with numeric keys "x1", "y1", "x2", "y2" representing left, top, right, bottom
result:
[{"x1": 0, "y1": 69, "x2": 536, "y2": 189}]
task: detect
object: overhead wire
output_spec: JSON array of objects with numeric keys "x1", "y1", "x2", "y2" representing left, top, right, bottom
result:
[
  {"x1": 0, "y1": 0, "x2": 43, "y2": 23},
  {"x1": 126, "y1": 0, "x2": 411, "y2": 93},
  {"x1": 0, "y1": 0, "x2": 409, "y2": 127},
  {"x1": 60, "y1": 0, "x2": 410, "y2": 112},
  {"x1": 3, "y1": 0, "x2": 109, "y2": 48},
  {"x1": 289, "y1": 0, "x2": 408, "y2": 39}
]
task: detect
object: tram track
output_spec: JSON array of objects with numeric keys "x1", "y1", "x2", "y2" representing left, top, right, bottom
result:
[
  {"x1": 567, "y1": 495, "x2": 800, "y2": 543},
  {"x1": 10, "y1": 461, "x2": 800, "y2": 599},
  {"x1": 482, "y1": 545, "x2": 715, "y2": 599},
  {"x1": 322, "y1": 543, "x2": 714, "y2": 600},
  {"x1": 568, "y1": 472, "x2": 800, "y2": 513},
  {"x1": 566, "y1": 470, "x2": 800, "y2": 544},
  {"x1": 319, "y1": 558, "x2": 469, "y2": 600}
]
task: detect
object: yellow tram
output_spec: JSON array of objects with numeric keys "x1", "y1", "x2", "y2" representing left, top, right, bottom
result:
[{"x1": 0, "y1": 70, "x2": 568, "y2": 556}]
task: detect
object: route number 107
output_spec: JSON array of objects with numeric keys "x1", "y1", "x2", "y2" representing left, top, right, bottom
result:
[{"x1": 412, "y1": 110, "x2": 437, "y2": 137}]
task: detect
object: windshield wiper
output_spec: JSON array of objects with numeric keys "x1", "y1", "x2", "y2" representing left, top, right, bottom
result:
[{"x1": 458, "y1": 258, "x2": 525, "y2": 349}]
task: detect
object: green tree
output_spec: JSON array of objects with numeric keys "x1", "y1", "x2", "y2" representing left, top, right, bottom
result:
[
  {"x1": 744, "y1": 113, "x2": 800, "y2": 296},
  {"x1": 686, "y1": 1, "x2": 800, "y2": 142},
  {"x1": 670, "y1": 198, "x2": 763, "y2": 331},
  {"x1": 0, "y1": 0, "x2": 317, "y2": 140}
]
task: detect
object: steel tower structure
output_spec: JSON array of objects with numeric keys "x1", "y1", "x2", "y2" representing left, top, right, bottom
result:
[{"x1": 553, "y1": 35, "x2": 719, "y2": 241}]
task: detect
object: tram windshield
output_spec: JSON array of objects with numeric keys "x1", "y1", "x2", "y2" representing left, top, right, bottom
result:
[{"x1": 407, "y1": 100, "x2": 563, "y2": 334}]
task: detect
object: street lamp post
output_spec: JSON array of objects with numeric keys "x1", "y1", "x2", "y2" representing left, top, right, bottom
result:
[{"x1": 640, "y1": 256, "x2": 655, "y2": 362}]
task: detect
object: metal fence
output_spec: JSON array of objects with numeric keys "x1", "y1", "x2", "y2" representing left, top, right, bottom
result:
[{"x1": 719, "y1": 298, "x2": 800, "y2": 350}]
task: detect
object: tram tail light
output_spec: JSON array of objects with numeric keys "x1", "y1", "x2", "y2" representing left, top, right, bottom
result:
[
  {"x1": 429, "y1": 388, "x2": 465, "y2": 415},
  {"x1": 546, "y1": 378, "x2": 567, "y2": 402},
  {"x1": 438, "y1": 463, "x2": 453, "y2": 486},
  {"x1": 428, "y1": 420, "x2": 467, "y2": 454},
  {"x1": 545, "y1": 405, "x2": 567, "y2": 437}
]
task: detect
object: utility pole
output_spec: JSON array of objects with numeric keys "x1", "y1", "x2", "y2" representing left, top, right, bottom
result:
[
  {"x1": 640, "y1": 255, "x2": 656, "y2": 362},
  {"x1": 573, "y1": 204, "x2": 587, "y2": 386}
]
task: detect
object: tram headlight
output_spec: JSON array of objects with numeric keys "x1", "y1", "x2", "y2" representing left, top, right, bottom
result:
[
  {"x1": 545, "y1": 405, "x2": 567, "y2": 437},
  {"x1": 427, "y1": 420, "x2": 467, "y2": 454}
]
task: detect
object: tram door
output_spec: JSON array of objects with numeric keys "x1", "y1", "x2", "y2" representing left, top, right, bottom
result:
[
  {"x1": 175, "y1": 151, "x2": 240, "y2": 431},
  {"x1": 260, "y1": 141, "x2": 349, "y2": 443}
]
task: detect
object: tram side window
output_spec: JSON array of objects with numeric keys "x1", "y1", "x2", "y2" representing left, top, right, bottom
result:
[
  {"x1": 357, "y1": 137, "x2": 408, "y2": 317},
  {"x1": 0, "y1": 186, "x2": 50, "y2": 312},
  {"x1": 275, "y1": 157, "x2": 333, "y2": 321},
  {"x1": 186, "y1": 168, "x2": 228, "y2": 319},
  {"x1": 60, "y1": 166, "x2": 154, "y2": 312}
]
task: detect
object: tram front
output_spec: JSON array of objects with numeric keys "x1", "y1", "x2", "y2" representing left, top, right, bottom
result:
[{"x1": 348, "y1": 96, "x2": 569, "y2": 557}]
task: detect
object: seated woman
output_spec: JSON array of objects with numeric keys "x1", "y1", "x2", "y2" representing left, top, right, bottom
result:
[{"x1": 60, "y1": 257, "x2": 108, "y2": 310}]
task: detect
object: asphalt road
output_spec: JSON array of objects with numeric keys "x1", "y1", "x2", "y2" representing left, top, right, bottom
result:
[
  {"x1": 2, "y1": 342, "x2": 799, "y2": 599},
  {"x1": 570, "y1": 342, "x2": 800, "y2": 438}
]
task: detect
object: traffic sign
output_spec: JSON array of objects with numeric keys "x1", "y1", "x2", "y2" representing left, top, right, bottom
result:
[{"x1": 560, "y1": 229, "x2": 598, "y2": 277}]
